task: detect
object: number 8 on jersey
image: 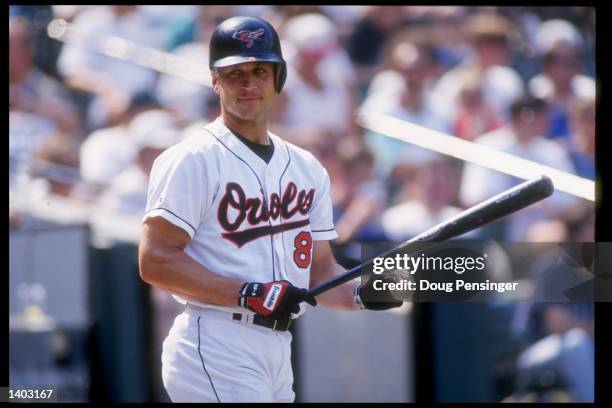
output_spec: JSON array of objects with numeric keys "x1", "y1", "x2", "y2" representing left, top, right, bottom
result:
[{"x1": 293, "y1": 231, "x2": 312, "y2": 268}]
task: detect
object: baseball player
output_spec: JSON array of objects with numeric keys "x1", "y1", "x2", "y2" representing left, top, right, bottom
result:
[{"x1": 138, "y1": 16, "x2": 402, "y2": 403}]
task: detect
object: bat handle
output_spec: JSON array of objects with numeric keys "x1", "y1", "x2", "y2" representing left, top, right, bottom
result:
[{"x1": 308, "y1": 264, "x2": 361, "y2": 297}]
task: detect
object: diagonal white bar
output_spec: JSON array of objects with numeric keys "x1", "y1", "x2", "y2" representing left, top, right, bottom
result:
[
  {"x1": 357, "y1": 110, "x2": 595, "y2": 202},
  {"x1": 47, "y1": 19, "x2": 212, "y2": 87}
]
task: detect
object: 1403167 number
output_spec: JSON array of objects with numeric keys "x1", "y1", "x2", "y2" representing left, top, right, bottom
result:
[{"x1": 8, "y1": 389, "x2": 54, "y2": 400}]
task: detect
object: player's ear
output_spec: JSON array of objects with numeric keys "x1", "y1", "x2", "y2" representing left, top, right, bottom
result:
[{"x1": 211, "y1": 70, "x2": 220, "y2": 95}]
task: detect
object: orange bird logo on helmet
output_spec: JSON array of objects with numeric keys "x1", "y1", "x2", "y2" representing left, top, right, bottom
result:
[{"x1": 232, "y1": 28, "x2": 265, "y2": 48}]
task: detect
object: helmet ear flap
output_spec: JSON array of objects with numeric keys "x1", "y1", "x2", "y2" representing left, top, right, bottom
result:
[{"x1": 275, "y1": 61, "x2": 287, "y2": 93}]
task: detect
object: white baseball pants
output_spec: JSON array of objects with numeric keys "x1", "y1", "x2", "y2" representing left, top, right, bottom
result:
[{"x1": 161, "y1": 305, "x2": 295, "y2": 402}]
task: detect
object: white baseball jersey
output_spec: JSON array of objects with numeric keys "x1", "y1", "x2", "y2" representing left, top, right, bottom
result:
[{"x1": 143, "y1": 117, "x2": 337, "y2": 315}]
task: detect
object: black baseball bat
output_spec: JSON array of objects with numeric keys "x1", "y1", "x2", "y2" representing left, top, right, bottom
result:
[{"x1": 308, "y1": 175, "x2": 554, "y2": 297}]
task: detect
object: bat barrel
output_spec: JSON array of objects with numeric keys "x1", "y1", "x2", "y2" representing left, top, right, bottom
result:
[
  {"x1": 414, "y1": 174, "x2": 554, "y2": 242},
  {"x1": 307, "y1": 175, "x2": 554, "y2": 297}
]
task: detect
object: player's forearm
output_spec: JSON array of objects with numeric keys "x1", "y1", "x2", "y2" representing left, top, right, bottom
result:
[
  {"x1": 139, "y1": 246, "x2": 244, "y2": 307},
  {"x1": 314, "y1": 281, "x2": 360, "y2": 310},
  {"x1": 310, "y1": 261, "x2": 360, "y2": 310}
]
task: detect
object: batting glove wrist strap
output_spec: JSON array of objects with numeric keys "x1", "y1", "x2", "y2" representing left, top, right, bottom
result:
[
  {"x1": 353, "y1": 280, "x2": 366, "y2": 309},
  {"x1": 238, "y1": 280, "x2": 317, "y2": 318}
]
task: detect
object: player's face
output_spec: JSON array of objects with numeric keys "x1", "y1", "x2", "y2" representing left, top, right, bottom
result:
[{"x1": 212, "y1": 62, "x2": 276, "y2": 123}]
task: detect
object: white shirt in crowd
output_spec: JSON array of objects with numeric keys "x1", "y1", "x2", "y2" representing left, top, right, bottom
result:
[
  {"x1": 281, "y1": 58, "x2": 354, "y2": 136},
  {"x1": 98, "y1": 163, "x2": 149, "y2": 217},
  {"x1": 382, "y1": 201, "x2": 463, "y2": 242},
  {"x1": 79, "y1": 125, "x2": 137, "y2": 185}
]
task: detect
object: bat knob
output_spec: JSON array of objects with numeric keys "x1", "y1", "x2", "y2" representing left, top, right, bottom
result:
[{"x1": 538, "y1": 175, "x2": 555, "y2": 198}]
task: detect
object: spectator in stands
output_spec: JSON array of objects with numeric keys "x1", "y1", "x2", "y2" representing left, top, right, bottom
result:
[
  {"x1": 10, "y1": 130, "x2": 88, "y2": 228},
  {"x1": 459, "y1": 95, "x2": 578, "y2": 241},
  {"x1": 272, "y1": 12, "x2": 359, "y2": 143},
  {"x1": 334, "y1": 145, "x2": 387, "y2": 245},
  {"x1": 137, "y1": 5, "x2": 202, "y2": 51},
  {"x1": 30, "y1": 132, "x2": 81, "y2": 198},
  {"x1": 529, "y1": 19, "x2": 595, "y2": 140},
  {"x1": 10, "y1": 110, "x2": 57, "y2": 186},
  {"x1": 265, "y1": 5, "x2": 324, "y2": 26},
  {"x1": 361, "y1": 40, "x2": 447, "y2": 177},
  {"x1": 417, "y1": 6, "x2": 471, "y2": 73},
  {"x1": 300, "y1": 130, "x2": 350, "y2": 214},
  {"x1": 10, "y1": 5, "x2": 64, "y2": 80},
  {"x1": 345, "y1": 6, "x2": 406, "y2": 95},
  {"x1": 155, "y1": 6, "x2": 233, "y2": 126},
  {"x1": 56, "y1": 6, "x2": 167, "y2": 130},
  {"x1": 79, "y1": 93, "x2": 161, "y2": 193},
  {"x1": 179, "y1": 93, "x2": 222, "y2": 141},
  {"x1": 429, "y1": 12, "x2": 524, "y2": 125},
  {"x1": 563, "y1": 96, "x2": 595, "y2": 180},
  {"x1": 318, "y1": 6, "x2": 368, "y2": 41},
  {"x1": 382, "y1": 158, "x2": 463, "y2": 241},
  {"x1": 9, "y1": 15, "x2": 81, "y2": 135},
  {"x1": 98, "y1": 109, "x2": 181, "y2": 217},
  {"x1": 452, "y1": 70, "x2": 503, "y2": 140},
  {"x1": 9, "y1": 15, "x2": 83, "y2": 195}
]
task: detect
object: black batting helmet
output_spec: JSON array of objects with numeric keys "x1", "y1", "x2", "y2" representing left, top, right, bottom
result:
[{"x1": 209, "y1": 16, "x2": 287, "y2": 94}]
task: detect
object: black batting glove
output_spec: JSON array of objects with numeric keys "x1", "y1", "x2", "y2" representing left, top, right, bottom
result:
[{"x1": 354, "y1": 273, "x2": 404, "y2": 311}]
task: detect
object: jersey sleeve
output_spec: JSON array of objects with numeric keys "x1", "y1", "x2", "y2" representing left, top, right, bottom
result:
[
  {"x1": 309, "y1": 163, "x2": 338, "y2": 241},
  {"x1": 143, "y1": 146, "x2": 212, "y2": 239}
]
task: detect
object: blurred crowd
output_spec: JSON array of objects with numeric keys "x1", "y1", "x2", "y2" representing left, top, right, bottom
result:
[
  {"x1": 9, "y1": 5, "x2": 596, "y2": 245},
  {"x1": 9, "y1": 5, "x2": 595, "y2": 244},
  {"x1": 9, "y1": 5, "x2": 596, "y2": 402}
]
